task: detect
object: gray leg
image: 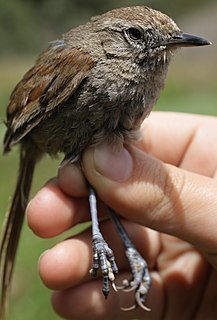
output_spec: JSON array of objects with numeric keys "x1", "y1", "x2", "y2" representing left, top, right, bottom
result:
[
  {"x1": 108, "y1": 208, "x2": 151, "y2": 311},
  {"x1": 88, "y1": 186, "x2": 118, "y2": 297}
]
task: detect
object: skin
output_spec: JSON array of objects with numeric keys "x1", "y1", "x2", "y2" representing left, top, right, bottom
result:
[{"x1": 27, "y1": 112, "x2": 217, "y2": 320}]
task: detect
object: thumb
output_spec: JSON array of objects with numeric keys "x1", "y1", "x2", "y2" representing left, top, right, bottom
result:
[
  {"x1": 82, "y1": 143, "x2": 217, "y2": 254},
  {"x1": 82, "y1": 143, "x2": 171, "y2": 227}
]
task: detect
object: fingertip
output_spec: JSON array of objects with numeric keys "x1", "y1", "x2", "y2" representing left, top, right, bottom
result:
[
  {"x1": 27, "y1": 181, "x2": 82, "y2": 238},
  {"x1": 39, "y1": 238, "x2": 90, "y2": 290},
  {"x1": 82, "y1": 144, "x2": 165, "y2": 227},
  {"x1": 82, "y1": 144, "x2": 133, "y2": 182}
]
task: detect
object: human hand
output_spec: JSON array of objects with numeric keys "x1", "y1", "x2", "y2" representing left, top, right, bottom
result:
[{"x1": 27, "y1": 112, "x2": 217, "y2": 319}]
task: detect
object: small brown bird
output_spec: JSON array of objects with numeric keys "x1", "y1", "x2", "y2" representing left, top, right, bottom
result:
[{"x1": 0, "y1": 6, "x2": 210, "y2": 318}]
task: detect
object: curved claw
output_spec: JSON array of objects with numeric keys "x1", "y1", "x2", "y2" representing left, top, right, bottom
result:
[
  {"x1": 121, "y1": 304, "x2": 136, "y2": 312},
  {"x1": 116, "y1": 279, "x2": 130, "y2": 290},
  {"x1": 136, "y1": 300, "x2": 151, "y2": 312},
  {"x1": 117, "y1": 278, "x2": 138, "y2": 292},
  {"x1": 135, "y1": 290, "x2": 151, "y2": 312},
  {"x1": 116, "y1": 285, "x2": 124, "y2": 290},
  {"x1": 120, "y1": 293, "x2": 151, "y2": 312},
  {"x1": 112, "y1": 282, "x2": 118, "y2": 292},
  {"x1": 122, "y1": 284, "x2": 137, "y2": 292}
]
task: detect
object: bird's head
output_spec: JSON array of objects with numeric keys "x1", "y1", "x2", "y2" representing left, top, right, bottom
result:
[{"x1": 92, "y1": 6, "x2": 210, "y2": 70}]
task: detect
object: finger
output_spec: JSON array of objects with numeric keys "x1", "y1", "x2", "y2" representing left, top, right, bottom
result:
[
  {"x1": 38, "y1": 220, "x2": 160, "y2": 290},
  {"x1": 82, "y1": 144, "x2": 217, "y2": 255},
  {"x1": 157, "y1": 234, "x2": 209, "y2": 319},
  {"x1": 51, "y1": 272, "x2": 163, "y2": 320},
  {"x1": 140, "y1": 112, "x2": 217, "y2": 176},
  {"x1": 138, "y1": 112, "x2": 202, "y2": 165},
  {"x1": 27, "y1": 178, "x2": 90, "y2": 238},
  {"x1": 58, "y1": 163, "x2": 88, "y2": 197}
]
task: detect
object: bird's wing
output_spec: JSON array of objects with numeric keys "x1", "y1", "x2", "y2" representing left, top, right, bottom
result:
[{"x1": 3, "y1": 43, "x2": 94, "y2": 152}]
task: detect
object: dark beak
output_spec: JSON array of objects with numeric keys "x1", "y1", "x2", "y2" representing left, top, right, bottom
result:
[{"x1": 167, "y1": 33, "x2": 212, "y2": 48}]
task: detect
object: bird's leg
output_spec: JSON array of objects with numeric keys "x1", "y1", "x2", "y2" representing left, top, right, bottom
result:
[
  {"x1": 88, "y1": 186, "x2": 118, "y2": 297},
  {"x1": 108, "y1": 208, "x2": 151, "y2": 311}
]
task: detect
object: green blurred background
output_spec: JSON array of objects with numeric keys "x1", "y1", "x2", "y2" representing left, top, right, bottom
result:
[{"x1": 0, "y1": 0, "x2": 216, "y2": 319}]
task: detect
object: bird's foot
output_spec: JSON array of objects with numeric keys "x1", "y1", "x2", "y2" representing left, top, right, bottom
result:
[
  {"x1": 89, "y1": 234, "x2": 118, "y2": 298},
  {"x1": 118, "y1": 247, "x2": 151, "y2": 311}
]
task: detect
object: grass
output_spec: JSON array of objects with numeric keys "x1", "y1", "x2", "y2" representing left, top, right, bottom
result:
[{"x1": 0, "y1": 55, "x2": 216, "y2": 319}]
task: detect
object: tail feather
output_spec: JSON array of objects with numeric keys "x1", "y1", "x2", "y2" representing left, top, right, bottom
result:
[{"x1": 0, "y1": 147, "x2": 36, "y2": 319}]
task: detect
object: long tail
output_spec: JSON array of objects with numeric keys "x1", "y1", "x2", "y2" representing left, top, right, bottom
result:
[{"x1": 0, "y1": 147, "x2": 37, "y2": 319}]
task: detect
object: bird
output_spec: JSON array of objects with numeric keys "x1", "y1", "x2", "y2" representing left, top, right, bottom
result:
[{"x1": 0, "y1": 5, "x2": 211, "y2": 318}]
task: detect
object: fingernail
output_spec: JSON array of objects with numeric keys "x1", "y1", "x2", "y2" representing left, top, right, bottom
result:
[{"x1": 94, "y1": 144, "x2": 133, "y2": 182}]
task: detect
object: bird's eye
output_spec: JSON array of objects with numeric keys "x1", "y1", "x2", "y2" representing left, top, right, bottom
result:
[{"x1": 126, "y1": 28, "x2": 143, "y2": 41}]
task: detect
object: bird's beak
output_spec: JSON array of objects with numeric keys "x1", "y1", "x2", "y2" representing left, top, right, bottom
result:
[{"x1": 167, "y1": 33, "x2": 212, "y2": 48}]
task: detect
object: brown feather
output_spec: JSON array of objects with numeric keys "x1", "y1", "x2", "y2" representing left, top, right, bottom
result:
[
  {"x1": 0, "y1": 147, "x2": 40, "y2": 319},
  {"x1": 4, "y1": 47, "x2": 94, "y2": 152}
]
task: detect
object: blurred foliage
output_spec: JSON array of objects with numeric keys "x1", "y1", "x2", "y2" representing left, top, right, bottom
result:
[{"x1": 0, "y1": 0, "x2": 215, "y2": 54}]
